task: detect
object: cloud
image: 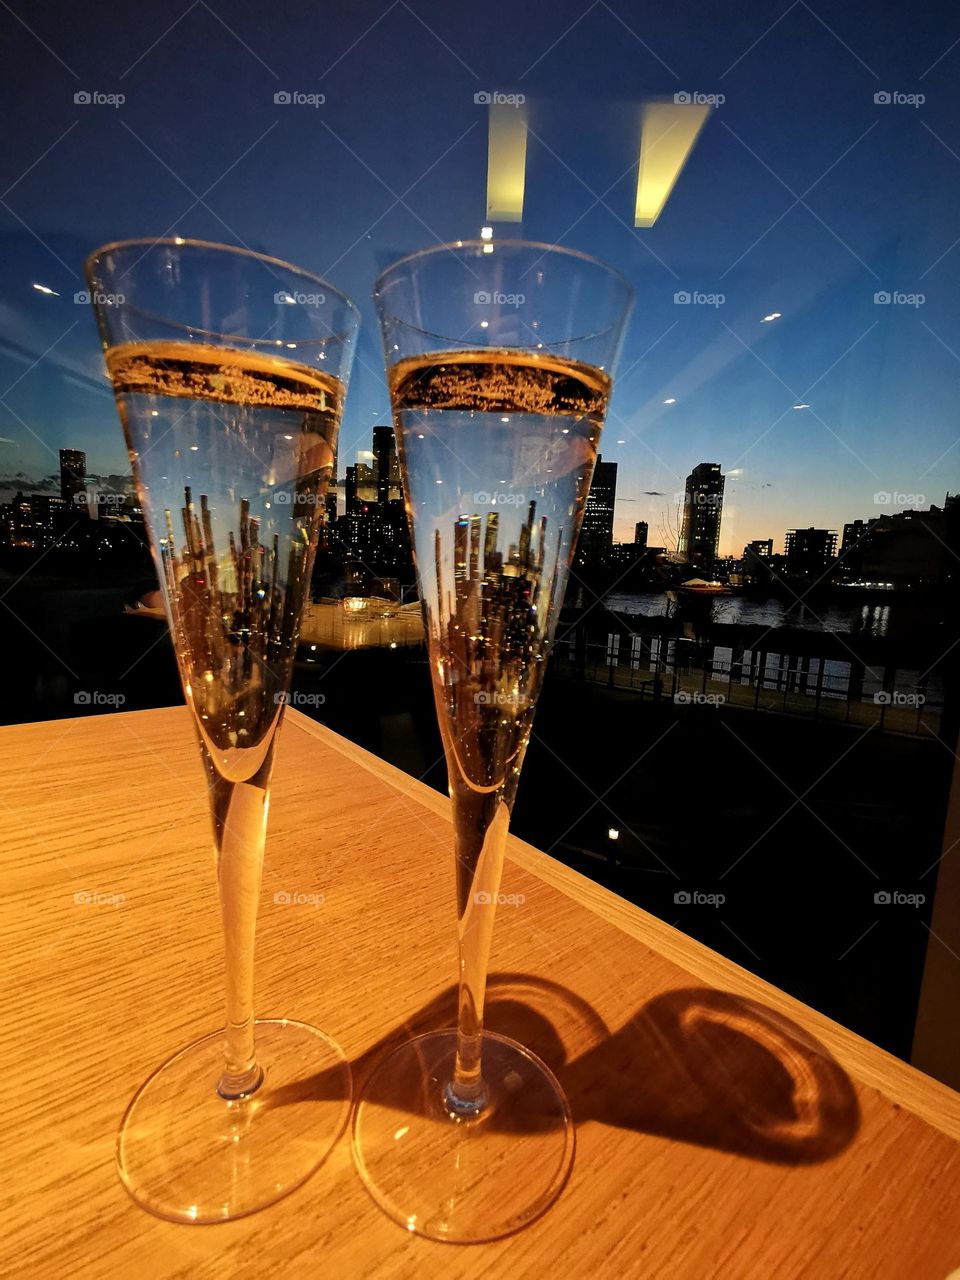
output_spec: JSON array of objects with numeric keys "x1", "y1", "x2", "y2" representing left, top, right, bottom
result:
[{"x1": 0, "y1": 471, "x2": 57, "y2": 492}]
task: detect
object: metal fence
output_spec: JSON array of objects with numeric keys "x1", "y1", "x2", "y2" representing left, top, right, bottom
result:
[{"x1": 551, "y1": 634, "x2": 942, "y2": 736}]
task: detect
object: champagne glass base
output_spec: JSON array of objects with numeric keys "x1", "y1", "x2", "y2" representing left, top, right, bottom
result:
[
  {"x1": 352, "y1": 1030, "x2": 574, "y2": 1243},
  {"x1": 117, "y1": 1018, "x2": 352, "y2": 1223}
]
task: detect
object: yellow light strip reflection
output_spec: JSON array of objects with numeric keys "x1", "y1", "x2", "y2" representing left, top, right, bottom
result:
[
  {"x1": 486, "y1": 102, "x2": 527, "y2": 223},
  {"x1": 635, "y1": 101, "x2": 711, "y2": 228}
]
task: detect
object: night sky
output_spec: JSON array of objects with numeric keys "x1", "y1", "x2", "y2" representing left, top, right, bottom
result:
[{"x1": 1, "y1": 0, "x2": 958, "y2": 553}]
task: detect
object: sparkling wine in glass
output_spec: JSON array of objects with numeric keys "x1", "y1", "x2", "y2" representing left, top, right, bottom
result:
[
  {"x1": 352, "y1": 240, "x2": 632, "y2": 1242},
  {"x1": 86, "y1": 238, "x2": 359, "y2": 1222}
]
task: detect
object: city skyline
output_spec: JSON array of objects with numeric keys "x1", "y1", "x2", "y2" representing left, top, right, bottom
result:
[
  {"x1": 5, "y1": 434, "x2": 954, "y2": 570},
  {"x1": 11, "y1": 432, "x2": 957, "y2": 578},
  {"x1": 0, "y1": 390, "x2": 953, "y2": 557}
]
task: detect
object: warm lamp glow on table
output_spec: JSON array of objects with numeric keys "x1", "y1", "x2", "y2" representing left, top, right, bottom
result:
[{"x1": 2, "y1": 706, "x2": 960, "y2": 1275}]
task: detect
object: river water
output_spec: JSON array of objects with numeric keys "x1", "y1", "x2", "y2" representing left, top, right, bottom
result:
[
  {"x1": 606, "y1": 591, "x2": 895, "y2": 637},
  {"x1": 599, "y1": 591, "x2": 944, "y2": 705}
]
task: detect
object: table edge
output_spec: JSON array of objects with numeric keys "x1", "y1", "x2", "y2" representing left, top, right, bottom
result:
[{"x1": 283, "y1": 706, "x2": 960, "y2": 1143}]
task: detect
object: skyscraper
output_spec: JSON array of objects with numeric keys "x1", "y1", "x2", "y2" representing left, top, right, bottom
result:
[
  {"x1": 634, "y1": 520, "x2": 648, "y2": 550},
  {"x1": 679, "y1": 462, "x2": 724, "y2": 569},
  {"x1": 59, "y1": 449, "x2": 86, "y2": 505},
  {"x1": 576, "y1": 455, "x2": 617, "y2": 565},
  {"x1": 344, "y1": 465, "x2": 360, "y2": 515},
  {"x1": 372, "y1": 426, "x2": 400, "y2": 506}
]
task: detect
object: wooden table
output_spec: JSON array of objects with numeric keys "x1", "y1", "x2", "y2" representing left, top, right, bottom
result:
[{"x1": 3, "y1": 706, "x2": 960, "y2": 1279}]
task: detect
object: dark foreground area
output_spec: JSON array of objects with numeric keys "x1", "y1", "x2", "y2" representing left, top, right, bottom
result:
[{"x1": 304, "y1": 648, "x2": 949, "y2": 1063}]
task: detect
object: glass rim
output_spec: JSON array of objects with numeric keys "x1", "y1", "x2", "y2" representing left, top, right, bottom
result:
[
  {"x1": 373, "y1": 238, "x2": 633, "y2": 352},
  {"x1": 84, "y1": 236, "x2": 362, "y2": 341},
  {"x1": 374, "y1": 238, "x2": 634, "y2": 298}
]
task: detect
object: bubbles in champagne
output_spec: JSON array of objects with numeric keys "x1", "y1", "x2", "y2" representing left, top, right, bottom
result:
[
  {"x1": 107, "y1": 340, "x2": 343, "y2": 798},
  {"x1": 108, "y1": 340, "x2": 342, "y2": 413},
  {"x1": 391, "y1": 349, "x2": 608, "y2": 799}
]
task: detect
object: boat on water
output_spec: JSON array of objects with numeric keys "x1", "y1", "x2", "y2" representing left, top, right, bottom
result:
[{"x1": 675, "y1": 577, "x2": 733, "y2": 597}]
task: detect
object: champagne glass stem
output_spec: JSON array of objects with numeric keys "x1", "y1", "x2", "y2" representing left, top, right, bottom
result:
[
  {"x1": 214, "y1": 775, "x2": 269, "y2": 1099},
  {"x1": 448, "y1": 787, "x2": 511, "y2": 1113}
]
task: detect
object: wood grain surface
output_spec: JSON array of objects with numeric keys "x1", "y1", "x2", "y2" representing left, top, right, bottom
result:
[{"x1": 2, "y1": 705, "x2": 959, "y2": 1279}]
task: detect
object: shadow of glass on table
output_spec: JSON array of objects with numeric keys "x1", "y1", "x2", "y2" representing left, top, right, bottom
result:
[{"x1": 266, "y1": 974, "x2": 860, "y2": 1168}]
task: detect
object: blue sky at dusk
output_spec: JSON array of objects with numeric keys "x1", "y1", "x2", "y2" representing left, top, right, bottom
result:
[{"x1": 1, "y1": 0, "x2": 958, "y2": 553}]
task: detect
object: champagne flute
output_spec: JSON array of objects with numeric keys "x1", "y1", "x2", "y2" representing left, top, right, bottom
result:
[
  {"x1": 352, "y1": 240, "x2": 632, "y2": 1241},
  {"x1": 86, "y1": 238, "x2": 359, "y2": 1222}
]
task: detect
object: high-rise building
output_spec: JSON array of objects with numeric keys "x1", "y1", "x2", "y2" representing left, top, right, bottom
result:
[
  {"x1": 634, "y1": 520, "x2": 648, "y2": 550},
  {"x1": 784, "y1": 527, "x2": 838, "y2": 574},
  {"x1": 372, "y1": 426, "x2": 401, "y2": 506},
  {"x1": 576, "y1": 456, "x2": 617, "y2": 565},
  {"x1": 742, "y1": 538, "x2": 774, "y2": 583},
  {"x1": 744, "y1": 538, "x2": 773, "y2": 559},
  {"x1": 332, "y1": 427, "x2": 413, "y2": 583},
  {"x1": 30, "y1": 494, "x2": 67, "y2": 545},
  {"x1": 344, "y1": 465, "x2": 359, "y2": 515},
  {"x1": 679, "y1": 462, "x2": 724, "y2": 568},
  {"x1": 59, "y1": 449, "x2": 86, "y2": 505},
  {"x1": 483, "y1": 510, "x2": 501, "y2": 578},
  {"x1": 840, "y1": 519, "x2": 874, "y2": 556},
  {"x1": 344, "y1": 462, "x2": 374, "y2": 515},
  {"x1": 851, "y1": 506, "x2": 947, "y2": 586}
]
